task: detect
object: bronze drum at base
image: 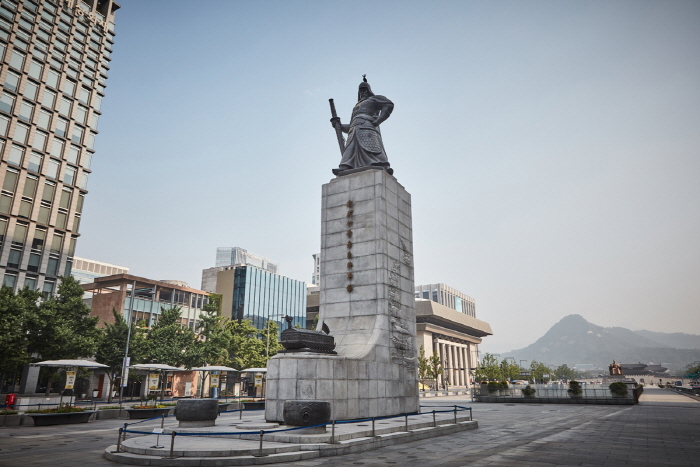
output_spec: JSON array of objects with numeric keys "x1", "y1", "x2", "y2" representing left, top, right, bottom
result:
[{"x1": 283, "y1": 400, "x2": 331, "y2": 428}]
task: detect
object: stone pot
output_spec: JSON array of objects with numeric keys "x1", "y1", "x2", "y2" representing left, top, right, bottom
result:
[{"x1": 175, "y1": 399, "x2": 219, "y2": 427}]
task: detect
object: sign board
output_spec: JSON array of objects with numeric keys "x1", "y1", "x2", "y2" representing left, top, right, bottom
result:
[
  {"x1": 254, "y1": 373, "x2": 263, "y2": 387},
  {"x1": 210, "y1": 375, "x2": 219, "y2": 388},
  {"x1": 519, "y1": 371, "x2": 531, "y2": 377},
  {"x1": 65, "y1": 371, "x2": 76, "y2": 389},
  {"x1": 148, "y1": 373, "x2": 160, "y2": 391}
]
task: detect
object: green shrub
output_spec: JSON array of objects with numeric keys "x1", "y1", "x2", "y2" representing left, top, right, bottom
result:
[
  {"x1": 567, "y1": 380, "x2": 583, "y2": 396},
  {"x1": 98, "y1": 406, "x2": 121, "y2": 410},
  {"x1": 521, "y1": 385, "x2": 536, "y2": 397},
  {"x1": 499, "y1": 381, "x2": 509, "y2": 389},
  {"x1": 26, "y1": 406, "x2": 86, "y2": 414},
  {"x1": 609, "y1": 382, "x2": 629, "y2": 397},
  {"x1": 0, "y1": 409, "x2": 18, "y2": 415},
  {"x1": 487, "y1": 381, "x2": 499, "y2": 393}
]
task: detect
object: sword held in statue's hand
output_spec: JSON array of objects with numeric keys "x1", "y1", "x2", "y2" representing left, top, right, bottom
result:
[{"x1": 329, "y1": 98, "x2": 345, "y2": 155}]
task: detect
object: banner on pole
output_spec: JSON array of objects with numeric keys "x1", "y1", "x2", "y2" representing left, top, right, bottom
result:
[
  {"x1": 148, "y1": 373, "x2": 160, "y2": 391},
  {"x1": 210, "y1": 375, "x2": 219, "y2": 388},
  {"x1": 65, "y1": 371, "x2": 76, "y2": 389}
]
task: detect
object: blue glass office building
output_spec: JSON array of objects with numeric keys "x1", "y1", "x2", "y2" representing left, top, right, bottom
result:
[{"x1": 232, "y1": 265, "x2": 306, "y2": 331}]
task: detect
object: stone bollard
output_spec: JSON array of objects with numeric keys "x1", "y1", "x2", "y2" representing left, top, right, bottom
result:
[{"x1": 175, "y1": 399, "x2": 219, "y2": 427}]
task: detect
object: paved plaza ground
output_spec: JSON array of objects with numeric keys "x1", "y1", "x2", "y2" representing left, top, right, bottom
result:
[{"x1": 0, "y1": 387, "x2": 697, "y2": 466}]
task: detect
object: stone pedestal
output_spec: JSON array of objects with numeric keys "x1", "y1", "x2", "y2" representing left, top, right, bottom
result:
[{"x1": 266, "y1": 169, "x2": 419, "y2": 422}]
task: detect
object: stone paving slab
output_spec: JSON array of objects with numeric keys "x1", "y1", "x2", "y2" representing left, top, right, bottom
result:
[{"x1": 2, "y1": 389, "x2": 699, "y2": 466}]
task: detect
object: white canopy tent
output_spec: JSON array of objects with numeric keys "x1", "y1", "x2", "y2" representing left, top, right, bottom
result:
[
  {"x1": 32, "y1": 360, "x2": 110, "y2": 406},
  {"x1": 128, "y1": 364, "x2": 183, "y2": 402},
  {"x1": 240, "y1": 368, "x2": 268, "y2": 398},
  {"x1": 190, "y1": 366, "x2": 239, "y2": 398}
]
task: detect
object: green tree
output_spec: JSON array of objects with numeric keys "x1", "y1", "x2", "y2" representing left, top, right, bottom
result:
[
  {"x1": 529, "y1": 360, "x2": 551, "y2": 384},
  {"x1": 94, "y1": 309, "x2": 146, "y2": 402},
  {"x1": 186, "y1": 296, "x2": 234, "y2": 397},
  {"x1": 428, "y1": 353, "x2": 443, "y2": 388},
  {"x1": 190, "y1": 295, "x2": 231, "y2": 367},
  {"x1": 0, "y1": 285, "x2": 41, "y2": 375},
  {"x1": 26, "y1": 276, "x2": 101, "y2": 396},
  {"x1": 500, "y1": 359, "x2": 521, "y2": 381},
  {"x1": 417, "y1": 345, "x2": 430, "y2": 385},
  {"x1": 554, "y1": 364, "x2": 576, "y2": 382},
  {"x1": 260, "y1": 320, "x2": 282, "y2": 360},
  {"x1": 474, "y1": 353, "x2": 501, "y2": 382},
  {"x1": 226, "y1": 318, "x2": 266, "y2": 369},
  {"x1": 143, "y1": 306, "x2": 197, "y2": 368}
]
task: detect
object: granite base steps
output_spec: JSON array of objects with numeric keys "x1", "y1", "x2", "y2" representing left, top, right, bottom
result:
[{"x1": 104, "y1": 410, "x2": 477, "y2": 465}]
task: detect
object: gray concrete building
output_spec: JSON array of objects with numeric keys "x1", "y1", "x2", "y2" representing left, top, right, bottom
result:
[
  {"x1": 415, "y1": 298, "x2": 492, "y2": 389},
  {"x1": 71, "y1": 255, "x2": 127, "y2": 286},
  {"x1": 0, "y1": 0, "x2": 119, "y2": 295},
  {"x1": 415, "y1": 283, "x2": 476, "y2": 317}
]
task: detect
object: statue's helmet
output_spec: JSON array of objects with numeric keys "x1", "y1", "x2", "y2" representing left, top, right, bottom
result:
[{"x1": 358, "y1": 75, "x2": 374, "y2": 101}]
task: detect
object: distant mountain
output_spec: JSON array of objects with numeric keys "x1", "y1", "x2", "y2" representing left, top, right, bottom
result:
[
  {"x1": 633, "y1": 330, "x2": 700, "y2": 350},
  {"x1": 505, "y1": 314, "x2": 700, "y2": 372}
]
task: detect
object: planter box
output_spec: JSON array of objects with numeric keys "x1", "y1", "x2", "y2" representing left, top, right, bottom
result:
[
  {"x1": 28, "y1": 411, "x2": 95, "y2": 426},
  {"x1": 96, "y1": 408, "x2": 123, "y2": 420},
  {"x1": 218, "y1": 403, "x2": 240, "y2": 412},
  {"x1": 1, "y1": 414, "x2": 21, "y2": 426},
  {"x1": 242, "y1": 401, "x2": 265, "y2": 410},
  {"x1": 125, "y1": 408, "x2": 170, "y2": 419}
]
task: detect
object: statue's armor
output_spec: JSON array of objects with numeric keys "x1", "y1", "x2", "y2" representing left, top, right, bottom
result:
[{"x1": 335, "y1": 85, "x2": 394, "y2": 175}]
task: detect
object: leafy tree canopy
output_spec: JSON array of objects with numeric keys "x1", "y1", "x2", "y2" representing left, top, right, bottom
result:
[
  {"x1": 0, "y1": 285, "x2": 41, "y2": 373},
  {"x1": 142, "y1": 306, "x2": 197, "y2": 368},
  {"x1": 26, "y1": 276, "x2": 101, "y2": 361}
]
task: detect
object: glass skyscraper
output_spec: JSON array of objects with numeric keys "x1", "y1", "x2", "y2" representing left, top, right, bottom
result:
[
  {"x1": 232, "y1": 265, "x2": 306, "y2": 331},
  {"x1": 0, "y1": 0, "x2": 118, "y2": 294}
]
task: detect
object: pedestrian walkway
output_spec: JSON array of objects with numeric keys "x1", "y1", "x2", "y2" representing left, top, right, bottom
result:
[
  {"x1": 638, "y1": 386, "x2": 700, "y2": 406},
  {"x1": 105, "y1": 405, "x2": 476, "y2": 465},
  {"x1": 1, "y1": 388, "x2": 698, "y2": 467}
]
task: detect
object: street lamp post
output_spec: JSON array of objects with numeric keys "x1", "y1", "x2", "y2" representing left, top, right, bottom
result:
[{"x1": 119, "y1": 280, "x2": 137, "y2": 406}]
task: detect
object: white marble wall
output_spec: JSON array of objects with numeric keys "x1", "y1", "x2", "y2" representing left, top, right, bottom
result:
[{"x1": 265, "y1": 169, "x2": 419, "y2": 422}]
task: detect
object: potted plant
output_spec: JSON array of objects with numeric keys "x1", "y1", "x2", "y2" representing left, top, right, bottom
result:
[
  {"x1": 521, "y1": 385, "x2": 536, "y2": 398},
  {"x1": 567, "y1": 380, "x2": 583, "y2": 398},
  {"x1": 486, "y1": 381, "x2": 499, "y2": 395},
  {"x1": 609, "y1": 382, "x2": 629, "y2": 398},
  {"x1": 126, "y1": 403, "x2": 171, "y2": 419},
  {"x1": 241, "y1": 399, "x2": 265, "y2": 410},
  {"x1": 499, "y1": 381, "x2": 510, "y2": 396}
]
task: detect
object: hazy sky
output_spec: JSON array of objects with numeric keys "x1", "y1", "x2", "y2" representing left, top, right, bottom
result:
[{"x1": 77, "y1": 1, "x2": 700, "y2": 354}]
